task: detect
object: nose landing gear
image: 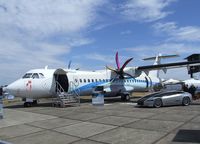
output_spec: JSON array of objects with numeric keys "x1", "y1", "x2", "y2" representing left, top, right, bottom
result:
[
  {"x1": 121, "y1": 93, "x2": 130, "y2": 101},
  {"x1": 23, "y1": 98, "x2": 38, "y2": 107}
]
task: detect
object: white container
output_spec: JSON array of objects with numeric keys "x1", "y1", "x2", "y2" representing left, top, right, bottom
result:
[
  {"x1": 92, "y1": 92, "x2": 104, "y2": 106},
  {"x1": 0, "y1": 97, "x2": 3, "y2": 119}
]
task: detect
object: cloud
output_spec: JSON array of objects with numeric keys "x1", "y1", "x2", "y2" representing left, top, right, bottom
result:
[
  {"x1": 125, "y1": 43, "x2": 199, "y2": 60},
  {"x1": 0, "y1": 0, "x2": 105, "y2": 85},
  {"x1": 121, "y1": 0, "x2": 176, "y2": 22},
  {"x1": 120, "y1": 30, "x2": 132, "y2": 35},
  {"x1": 83, "y1": 53, "x2": 115, "y2": 64},
  {"x1": 153, "y1": 22, "x2": 200, "y2": 42},
  {"x1": 81, "y1": 53, "x2": 133, "y2": 69},
  {"x1": 0, "y1": 0, "x2": 104, "y2": 37}
]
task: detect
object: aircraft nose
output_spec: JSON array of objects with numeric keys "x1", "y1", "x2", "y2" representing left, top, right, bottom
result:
[
  {"x1": 2, "y1": 86, "x2": 7, "y2": 92},
  {"x1": 6, "y1": 81, "x2": 20, "y2": 96}
]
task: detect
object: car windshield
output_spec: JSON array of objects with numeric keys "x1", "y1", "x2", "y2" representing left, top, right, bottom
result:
[
  {"x1": 144, "y1": 92, "x2": 162, "y2": 98},
  {"x1": 153, "y1": 91, "x2": 184, "y2": 97}
]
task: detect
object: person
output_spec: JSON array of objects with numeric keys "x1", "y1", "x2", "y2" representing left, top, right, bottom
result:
[
  {"x1": 0, "y1": 87, "x2": 2, "y2": 96},
  {"x1": 0, "y1": 87, "x2": 3, "y2": 119},
  {"x1": 188, "y1": 84, "x2": 197, "y2": 99},
  {"x1": 182, "y1": 84, "x2": 189, "y2": 92}
]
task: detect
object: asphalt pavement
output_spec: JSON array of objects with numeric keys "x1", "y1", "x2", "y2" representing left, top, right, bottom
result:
[{"x1": 0, "y1": 98, "x2": 200, "y2": 144}]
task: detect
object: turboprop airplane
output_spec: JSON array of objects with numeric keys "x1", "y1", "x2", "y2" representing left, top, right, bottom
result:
[{"x1": 4, "y1": 52, "x2": 200, "y2": 107}]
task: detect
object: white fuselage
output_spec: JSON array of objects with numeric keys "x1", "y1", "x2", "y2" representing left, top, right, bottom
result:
[
  {"x1": 183, "y1": 78, "x2": 200, "y2": 88},
  {"x1": 5, "y1": 68, "x2": 160, "y2": 99}
]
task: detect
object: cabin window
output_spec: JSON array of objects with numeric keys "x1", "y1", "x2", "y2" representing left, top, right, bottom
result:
[
  {"x1": 80, "y1": 79, "x2": 82, "y2": 83},
  {"x1": 92, "y1": 79, "x2": 94, "y2": 82},
  {"x1": 99, "y1": 79, "x2": 101, "y2": 82},
  {"x1": 95, "y1": 79, "x2": 98, "y2": 82},
  {"x1": 32, "y1": 73, "x2": 39, "y2": 79},
  {"x1": 84, "y1": 79, "x2": 86, "y2": 83},
  {"x1": 88, "y1": 79, "x2": 90, "y2": 83}
]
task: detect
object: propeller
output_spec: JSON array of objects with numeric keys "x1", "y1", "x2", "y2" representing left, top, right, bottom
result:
[
  {"x1": 106, "y1": 52, "x2": 133, "y2": 79},
  {"x1": 68, "y1": 60, "x2": 72, "y2": 69},
  {"x1": 67, "y1": 60, "x2": 79, "y2": 70}
]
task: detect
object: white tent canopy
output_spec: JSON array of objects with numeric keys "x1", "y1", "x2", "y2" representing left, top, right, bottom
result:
[{"x1": 163, "y1": 78, "x2": 182, "y2": 84}]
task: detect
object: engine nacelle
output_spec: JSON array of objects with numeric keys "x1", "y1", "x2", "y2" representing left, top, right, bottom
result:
[{"x1": 124, "y1": 67, "x2": 142, "y2": 77}]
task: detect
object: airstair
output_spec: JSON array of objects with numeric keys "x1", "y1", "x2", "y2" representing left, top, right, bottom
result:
[{"x1": 52, "y1": 81, "x2": 80, "y2": 107}]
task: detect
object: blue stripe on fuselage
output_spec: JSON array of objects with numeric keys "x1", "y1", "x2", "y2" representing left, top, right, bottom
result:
[{"x1": 71, "y1": 77, "x2": 158, "y2": 94}]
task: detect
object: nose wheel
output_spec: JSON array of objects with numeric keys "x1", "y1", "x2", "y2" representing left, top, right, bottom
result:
[{"x1": 23, "y1": 99, "x2": 38, "y2": 107}]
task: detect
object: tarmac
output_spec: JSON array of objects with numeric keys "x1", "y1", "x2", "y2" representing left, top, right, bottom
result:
[{"x1": 0, "y1": 98, "x2": 200, "y2": 144}]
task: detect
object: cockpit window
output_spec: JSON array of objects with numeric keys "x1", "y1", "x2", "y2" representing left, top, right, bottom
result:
[
  {"x1": 22, "y1": 73, "x2": 32, "y2": 78},
  {"x1": 39, "y1": 73, "x2": 45, "y2": 78},
  {"x1": 32, "y1": 73, "x2": 39, "y2": 79}
]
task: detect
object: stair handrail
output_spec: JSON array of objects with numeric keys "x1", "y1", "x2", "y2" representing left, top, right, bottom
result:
[
  {"x1": 69, "y1": 81, "x2": 80, "y2": 104},
  {"x1": 55, "y1": 81, "x2": 65, "y2": 95}
]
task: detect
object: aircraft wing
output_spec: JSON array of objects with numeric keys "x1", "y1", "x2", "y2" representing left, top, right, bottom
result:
[{"x1": 137, "y1": 60, "x2": 200, "y2": 71}]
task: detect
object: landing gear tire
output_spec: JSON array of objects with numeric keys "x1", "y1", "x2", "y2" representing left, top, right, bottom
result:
[
  {"x1": 24, "y1": 102, "x2": 32, "y2": 107},
  {"x1": 121, "y1": 94, "x2": 130, "y2": 101},
  {"x1": 33, "y1": 100, "x2": 38, "y2": 105}
]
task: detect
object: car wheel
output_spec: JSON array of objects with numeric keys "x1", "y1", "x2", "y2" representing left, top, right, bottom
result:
[
  {"x1": 182, "y1": 97, "x2": 190, "y2": 106},
  {"x1": 154, "y1": 99, "x2": 162, "y2": 108}
]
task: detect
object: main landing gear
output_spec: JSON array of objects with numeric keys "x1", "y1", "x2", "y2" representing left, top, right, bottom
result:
[
  {"x1": 121, "y1": 93, "x2": 130, "y2": 101},
  {"x1": 23, "y1": 98, "x2": 38, "y2": 107}
]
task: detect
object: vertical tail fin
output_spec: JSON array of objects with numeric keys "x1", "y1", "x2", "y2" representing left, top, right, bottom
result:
[{"x1": 143, "y1": 54, "x2": 179, "y2": 78}]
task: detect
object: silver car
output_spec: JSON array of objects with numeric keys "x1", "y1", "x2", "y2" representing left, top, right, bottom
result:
[{"x1": 137, "y1": 91, "x2": 192, "y2": 108}]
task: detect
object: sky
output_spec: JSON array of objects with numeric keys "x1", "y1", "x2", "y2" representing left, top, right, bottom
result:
[{"x1": 0, "y1": 0, "x2": 200, "y2": 85}]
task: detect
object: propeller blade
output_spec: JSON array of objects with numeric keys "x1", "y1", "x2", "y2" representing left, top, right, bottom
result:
[
  {"x1": 68, "y1": 60, "x2": 72, "y2": 69},
  {"x1": 115, "y1": 52, "x2": 120, "y2": 70},
  {"x1": 106, "y1": 66, "x2": 118, "y2": 73},
  {"x1": 110, "y1": 74, "x2": 119, "y2": 83},
  {"x1": 121, "y1": 58, "x2": 133, "y2": 70}
]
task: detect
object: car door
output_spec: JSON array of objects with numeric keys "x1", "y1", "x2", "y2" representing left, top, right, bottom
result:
[{"x1": 163, "y1": 92, "x2": 182, "y2": 106}]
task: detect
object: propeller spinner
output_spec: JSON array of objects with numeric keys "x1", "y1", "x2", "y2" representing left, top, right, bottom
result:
[{"x1": 106, "y1": 52, "x2": 134, "y2": 79}]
